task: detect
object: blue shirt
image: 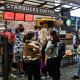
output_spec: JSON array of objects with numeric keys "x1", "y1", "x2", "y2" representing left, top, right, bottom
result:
[{"x1": 34, "y1": 31, "x2": 39, "y2": 41}]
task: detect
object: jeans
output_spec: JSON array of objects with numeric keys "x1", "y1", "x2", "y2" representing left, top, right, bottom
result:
[
  {"x1": 77, "y1": 60, "x2": 80, "y2": 75},
  {"x1": 47, "y1": 56, "x2": 62, "y2": 80},
  {"x1": 26, "y1": 60, "x2": 40, "y2": 80}
]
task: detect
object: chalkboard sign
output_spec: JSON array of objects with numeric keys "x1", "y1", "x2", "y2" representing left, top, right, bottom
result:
[
  {"x1": 15, "y1": 13, "x2": 24, "y2": 21},
  {"x1": 4, "y1": 11, "x2": 14, "y2": 20},
  {"x1": 25, "y1": 14, "x2": 33, "y2": 21}
]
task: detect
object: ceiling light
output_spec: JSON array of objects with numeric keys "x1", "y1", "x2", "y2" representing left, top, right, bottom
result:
[
  {"x1": 8, "y1": 0, "x2": 23, "y2": 2},
  {"x1": 24, "y1": 1, "x2": 39, "y2": 5}
]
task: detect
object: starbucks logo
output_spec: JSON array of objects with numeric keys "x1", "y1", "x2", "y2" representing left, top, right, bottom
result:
[{"x1": 66, "y1": 19, "x2": 71, "y2": 26}]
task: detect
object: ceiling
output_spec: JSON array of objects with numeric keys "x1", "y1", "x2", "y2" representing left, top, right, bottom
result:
[
  {"x1": 0, "y1": 0, "x2": 80, "y2": 18},
  {"x1": 62, "y1": 0, "x2": 80, "y2": 5}
]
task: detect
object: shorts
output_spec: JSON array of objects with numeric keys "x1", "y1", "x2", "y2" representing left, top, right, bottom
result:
[{"x1": 15, "y1": 53, "x2": 23, "y2": 62}]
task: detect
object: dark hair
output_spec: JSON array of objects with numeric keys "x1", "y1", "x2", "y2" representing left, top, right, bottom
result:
[
  {"x1": 34, "y1": 26, "x2": 39, "y2": 30},
  {"x1": 23, "y1": 31, "x2": 35, "y2": 43},
  {"x1": 76, "y1": 32, "x2": 78, "y2": 38},
  {"x1": 39, "y1": 26, "x2": 43, "y2": 31},
  {"x1": 50, "y1": 30, "x2": 60, "y2": 47},
  {"x1": 18, "y1": 24, "x2": 24, "y2": 32}
]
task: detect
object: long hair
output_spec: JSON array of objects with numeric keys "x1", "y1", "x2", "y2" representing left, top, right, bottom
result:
[
  {"x1": 50, "y1": 30, "x2": 60, "y2": 47},
  {"x1": 23, "y1": 31, "x2": 35, "y2": 43},
  {"x1": 76, "y1": 29, "x2": 80, "y2": 38},
  {"x1": 38, "y1": 28, "x2": 48, "y2": 47}
]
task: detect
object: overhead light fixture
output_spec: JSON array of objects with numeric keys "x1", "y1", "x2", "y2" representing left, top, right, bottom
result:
[
  {"x1": 19, "y1": 0, "x2": 26, "y2": 4},
  {"x1": 50, "y1": 5, "x2": 61, "y2": 10},
  {"x1": 24, "y1": 1, "x2": 39, "y2": 5},
  {"x1": 37, "y1": 1, "x2": 47, "y2": 7}
]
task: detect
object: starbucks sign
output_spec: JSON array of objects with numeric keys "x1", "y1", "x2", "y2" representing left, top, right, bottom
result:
[{"x1": 66, "y1": 19, "x2": 71, "y2": 26}]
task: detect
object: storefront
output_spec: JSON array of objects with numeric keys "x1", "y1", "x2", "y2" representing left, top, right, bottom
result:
[{"x1": 0, "y1": 0, "x2": 80, "y2": 80}]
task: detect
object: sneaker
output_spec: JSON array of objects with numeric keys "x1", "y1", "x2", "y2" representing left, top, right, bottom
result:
[
  {"x1": 20, "y1": 72, "x2": 25, "y2": 77},
  {"x1": 46, "y1": 74, "x2": 50, "y2": 79},
  {"x1": 40, "y1": 75, "x2": 46, "y2": 79},
  {"x1": 71, "y1": 75, "x2": 79, "y2": 79},
  {"x1": 17, "y1": 70, "x2": 21, "y2": 75}
]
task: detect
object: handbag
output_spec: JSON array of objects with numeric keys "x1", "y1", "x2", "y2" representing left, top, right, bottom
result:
[{"x1": 40, "y1": 59, "x2": 44, "y2": 69}]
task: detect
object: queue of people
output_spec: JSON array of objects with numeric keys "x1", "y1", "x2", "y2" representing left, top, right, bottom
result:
[{"x1": 14, "y1": 24, "x2": 65, "y2": 80}]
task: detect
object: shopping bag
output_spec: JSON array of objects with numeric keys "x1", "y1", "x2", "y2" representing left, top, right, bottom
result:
[{"x1": 40, "y1": 59, "x2": 44, "y2": 69}]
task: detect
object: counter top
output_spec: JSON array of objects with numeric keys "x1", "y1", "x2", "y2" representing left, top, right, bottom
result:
[{"x1": 60, "y1": 38, "x2": 73, "y2": 40}]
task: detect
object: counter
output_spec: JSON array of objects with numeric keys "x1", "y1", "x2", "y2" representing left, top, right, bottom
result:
[{"x1": 60, "y1": 38, "x2": 73, "y2": 45}]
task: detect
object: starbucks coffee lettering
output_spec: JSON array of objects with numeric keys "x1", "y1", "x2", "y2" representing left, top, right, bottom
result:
[{"x1": 4, "y1": 2, "x2": 54, "y2": 16}]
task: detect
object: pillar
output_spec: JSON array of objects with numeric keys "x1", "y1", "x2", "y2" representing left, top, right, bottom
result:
[{"x1": 75, "y1": 17, "x2": 78, "y2": 31}]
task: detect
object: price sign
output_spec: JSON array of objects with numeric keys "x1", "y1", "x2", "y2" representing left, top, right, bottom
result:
[
  {"x1": 15, "y1": 13, "x2": 24, "y2": 21},
  {"x1": 25, "y1": 14, "x2": 33, "y2": 21},
  {"x1": 4, "y1": 12, "x2": 14, "y2": 20}
]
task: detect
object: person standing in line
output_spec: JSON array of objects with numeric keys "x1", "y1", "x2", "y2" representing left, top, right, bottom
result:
[
  {"x1": 45, "y1": 30, "x2": 62, "y2": 80},
  {"x1": 48, "y1": 29, "x2": 53, "y2": 40},
  {"x1": 38, "y1": 26, "x2": 43, "y2": 34},
  {"x1": 38, "y1": 28, "x2": 49, "y2": 79},
  {"x1": 73, "y1": 30, "x2": 80, "y2": 49},
  {"x1": 70, "y1": 32, "x2": 73, "y2": 38},
  {"x1": 34, "y1": 26, "x2": 39, "y2": 41},
  {"x1": 14, "y1": 24, "x2": 25, "y2": 77},
  {"x1": 23, "y1": 31, "x2": 41, "y2": 80},
  {"x1": 72, "y1": 29, "x2": 80, "y2": 79}
]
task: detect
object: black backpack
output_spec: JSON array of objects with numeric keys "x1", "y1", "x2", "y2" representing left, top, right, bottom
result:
[
  {"x1": 76, "y1": 37, "x2": 80, "y2": 45},
  {"x1": 56, "y1": 42, "x2": 65, "y2": 57},
  {"x1": 45, "y1": 42, "x2": 65, "y2": 58}
]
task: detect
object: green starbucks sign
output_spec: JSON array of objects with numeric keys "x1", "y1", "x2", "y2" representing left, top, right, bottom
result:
[{"x1": 66, "y1": 19, "x2": 71, "y2": 26}]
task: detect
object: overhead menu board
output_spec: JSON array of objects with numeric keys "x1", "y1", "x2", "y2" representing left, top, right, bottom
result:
[
  {"x1": 3, "y1": 11, "x2": 34, "y2": 21},
  {"x1": 15, "y1": 13, "x2": 24, "y2": 21},
  {"x1": 25, "y1": 14, "x2": 33, "y2": 21},
  {"x1": 4, "y1": 12, "x2": 14, "y2": 20}
]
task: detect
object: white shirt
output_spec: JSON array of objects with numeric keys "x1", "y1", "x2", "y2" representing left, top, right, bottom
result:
[{"x1": 73, "y1": 35, "x2": 80, "y2": 45}]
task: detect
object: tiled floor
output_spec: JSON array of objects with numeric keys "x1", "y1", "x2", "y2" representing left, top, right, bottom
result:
[{"x1": 17, "y1": 63, "x2": 79, "y2": 80}]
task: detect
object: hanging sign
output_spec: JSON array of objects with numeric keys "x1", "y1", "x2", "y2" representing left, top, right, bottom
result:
[
  {"x1": 25, "y1": 14, "x2": 33, "y2": 21},
  {"x1": 15, "y1": 13, "x2": 24, "y2": 21},
  {"x1": 4, "y1": 11, "x2": 14, "y2": 20},
  {"x1": 66, "y1": 19, "x2": 71, "y2": 26},
  {"x1": 4, "y1": 2, "x2": 54, "y2": 16}
]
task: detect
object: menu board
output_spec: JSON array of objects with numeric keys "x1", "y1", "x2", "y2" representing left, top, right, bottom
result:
[
  {"x1": 59, "y1": 30, "x2": 66, "y2": 35},
  {"x1": 4, "y1": 12, "x2": 14, "y2": 20},
  {"x1": 15, "y1": 13, "x2": 24, "y2": 21},
  {"x1": 25, "y1": 14, "x2": 33, "y2": 21}
]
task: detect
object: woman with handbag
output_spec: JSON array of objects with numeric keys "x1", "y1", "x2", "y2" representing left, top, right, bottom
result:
[
  {"x1": 45, "y1": 30, "x2": 62, "y2": 80},
  {"x1": 38, "y1": 28, "x2": 50, "y2": 79},
  {"x1": 23, "y1": 31, "x2": 41, "y2": 80}
]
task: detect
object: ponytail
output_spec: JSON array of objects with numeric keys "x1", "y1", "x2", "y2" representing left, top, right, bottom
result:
[
  {"x1": 52, "y1": 34, "x2": 60, "y2": 47},
  {"x1": 50, "y1": 30, "x2": 60, "y2": 47},
  {"x1": 23, "y1": 34, "x2": 27, "y2": 43}
]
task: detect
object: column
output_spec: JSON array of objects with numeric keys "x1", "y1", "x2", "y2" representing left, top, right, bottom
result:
[{"x1": 75, "y1": 17, "x2": 78, "y2": 31}]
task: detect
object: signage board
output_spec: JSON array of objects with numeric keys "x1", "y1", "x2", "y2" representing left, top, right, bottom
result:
[
  {"x1": 4, "y1": 2, "x2": 54, "y2": 16},
  {"x1": 15, "y1": 13, "x2": 24, "y2": 21},
  {"x1": 4, "y1": 11, "x2": 14, "y2": 20},
  {"x1": 66, "y1": 19, "x2": 71, "y2": 26},
  {"x1": 25, "y1": 14, "x2": 33, "y2": 21}
]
